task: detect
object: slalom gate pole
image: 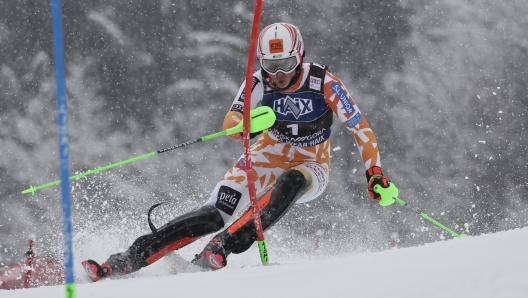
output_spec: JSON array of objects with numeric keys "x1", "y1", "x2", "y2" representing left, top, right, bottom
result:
[
  {"x1": 23, "y1": 239, "x2": 34, "y2": 289},
  {"x1": 50, "y1": 0, "x2": 76, "y2": 297},
  {"x1": 374, "y1": 184, "x2": 466, "y2": 238},
  {"x1": 22, "y1": 106, "x2": 275, "y2": 195},
  {"x1": 243, "y1": 0, "x2": 268, "y2": 265}
]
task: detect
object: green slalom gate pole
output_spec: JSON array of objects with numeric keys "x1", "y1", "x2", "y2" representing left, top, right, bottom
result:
[
  {"x1": 374, "y1": 184, "x2": 466, "y2": 238},
  {"x1": 22, "y1": 106, "x2": 276, "y2": 195}
]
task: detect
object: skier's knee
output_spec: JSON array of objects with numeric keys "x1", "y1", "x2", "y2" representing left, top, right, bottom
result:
[
  {"x1": 265, "y1": 168, "x2": 308, "y2": 212},
  {"x1": 289, "y1": 164, "x2": 331, "y2": 204},
  {"x1": 221, "y1": 169, "x2": 308, "y2": 255},
  {"x1": 291, "y1": 165, "x2": 313, "y2": 191}
]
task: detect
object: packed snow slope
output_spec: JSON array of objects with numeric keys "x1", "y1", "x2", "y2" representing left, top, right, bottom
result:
[{"x1": 3, "y1": 227, "x2": 528, "y2": 298}]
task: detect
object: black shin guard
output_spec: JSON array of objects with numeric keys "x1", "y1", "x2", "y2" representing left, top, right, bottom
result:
[
  {"x1": 212, "y1": 169, "x2": 307, "y2": 255},
  {"x1": 107, "y1": 205, "x2": 224, "y2": 274}
]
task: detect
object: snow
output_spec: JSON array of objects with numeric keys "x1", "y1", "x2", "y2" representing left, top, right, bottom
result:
[{"x1": 3, "y1": 227, "x2": 528, "y2": 298}]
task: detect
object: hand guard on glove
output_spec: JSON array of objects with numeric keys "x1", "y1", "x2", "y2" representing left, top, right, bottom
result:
[
  {"x1": 366, "y1": 166, "x2": 398, "y2": 206},
  {"x1": 223, "y1": 110, "x2": 277, "y2": 141},
  {"x1": 238, "y1": 119, "x2": 278, "y2": 140},
  {"x1": 366, "y1": 166, "x2": 390, "y2": 200}
]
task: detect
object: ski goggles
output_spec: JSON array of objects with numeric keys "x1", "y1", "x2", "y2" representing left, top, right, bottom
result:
[{"x1": 260, "y1": 56, "x2": 299, "y2": 75}]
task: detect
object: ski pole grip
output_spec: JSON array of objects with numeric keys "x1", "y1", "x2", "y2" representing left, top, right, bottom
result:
[{"x1": 373, "y1": 183, "x2": 398, "y2": 206}]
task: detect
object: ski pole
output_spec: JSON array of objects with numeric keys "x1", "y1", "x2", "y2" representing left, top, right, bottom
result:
[
  {"x1": 374, "y1": 184, "x2": 466, "y2": 238},
  {"x1": 22, "y1": 106, "x2": 276, "y2": 195}
]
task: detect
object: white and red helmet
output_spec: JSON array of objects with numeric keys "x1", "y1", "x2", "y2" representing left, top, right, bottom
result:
[{"x1": 257, "y1": 23, "x2": 304, "y2": 75}]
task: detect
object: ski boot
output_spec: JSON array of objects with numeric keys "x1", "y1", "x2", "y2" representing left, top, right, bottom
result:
[
  {"x1": 81, "y1": 259, "x2": 113, "y2": 282},
  {"x1": 191, "y1": 238, "x2": 228, "y2": 270}
]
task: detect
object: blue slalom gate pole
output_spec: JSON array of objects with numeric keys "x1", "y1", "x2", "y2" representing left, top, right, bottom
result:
[{"x1": 50, "y1": 0, "x2": 76, "y2": 297}]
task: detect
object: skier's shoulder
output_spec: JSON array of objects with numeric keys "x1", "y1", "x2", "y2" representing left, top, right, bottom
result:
[
  {"x1": 304, "y1": 62, "x2": 347, "y2": 83},
  {"x1": 300, "y1": 62, "x2": 332, "y2": 92},
  {"x1": 304, "y1": 62, "x2": 335, "y2": 80},
  {"x1": 251, "y1": 69, "x2": 264, "y2": 85},
  {"x1": 305, "y1": 62, "x2": 328, "y2": 72}
]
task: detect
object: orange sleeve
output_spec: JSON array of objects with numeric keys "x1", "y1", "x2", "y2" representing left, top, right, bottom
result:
[
  {"x1": 223, "y1": 111, "x2": 244, "y2": 140},
  {"x1": 323, "y1": 72, "x2": 381, "y2": 169},
  {"x1": 350, "y1": 116, "x2": 381, "y2": 170}
]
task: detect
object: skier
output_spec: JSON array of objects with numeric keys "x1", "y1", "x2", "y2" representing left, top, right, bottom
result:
[{"x1": 82, "y1": 22, "x2": 397, "y2": 282}]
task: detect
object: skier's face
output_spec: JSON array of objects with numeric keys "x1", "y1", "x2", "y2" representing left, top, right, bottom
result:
[{"x1": 270, "y1": 70, "x2": 297, "y2": 89}]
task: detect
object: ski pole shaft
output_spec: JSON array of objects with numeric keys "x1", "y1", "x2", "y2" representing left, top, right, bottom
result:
[
  {"x1": 393, "y1": 197, "x2": 465, "y2": 238},
  {"x1": 373, "y1": 184, "x2": 465, "y2": 238},
  {"x1": 22, "y1": 151, "x2": 157, "y2": 195},
  {"x1": 22, "y1": 106, "x2": 276, "y2": 195}
]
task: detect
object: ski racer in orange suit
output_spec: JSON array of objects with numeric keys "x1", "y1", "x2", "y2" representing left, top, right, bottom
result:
[{"x1": 81, "y1": 22, "x2": 395, "y2": 281}]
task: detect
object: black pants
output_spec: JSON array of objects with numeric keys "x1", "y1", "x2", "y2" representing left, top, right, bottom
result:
[{"x1": 106, "y1": 169, "x2": 307, "y2": 274}]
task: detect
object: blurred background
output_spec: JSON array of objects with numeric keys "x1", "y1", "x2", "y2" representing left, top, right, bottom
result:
[{"x1": 1, "y1": 0, "x2": 527, "y2": 263}]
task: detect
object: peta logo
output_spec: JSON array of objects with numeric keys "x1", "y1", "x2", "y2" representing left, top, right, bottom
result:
[
  {"x1": 215, "y1": 186, "x2": 242, "y2": 216},
  {"x1": 273, "y1": 96, "x2": 313, "y2": 119}
]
